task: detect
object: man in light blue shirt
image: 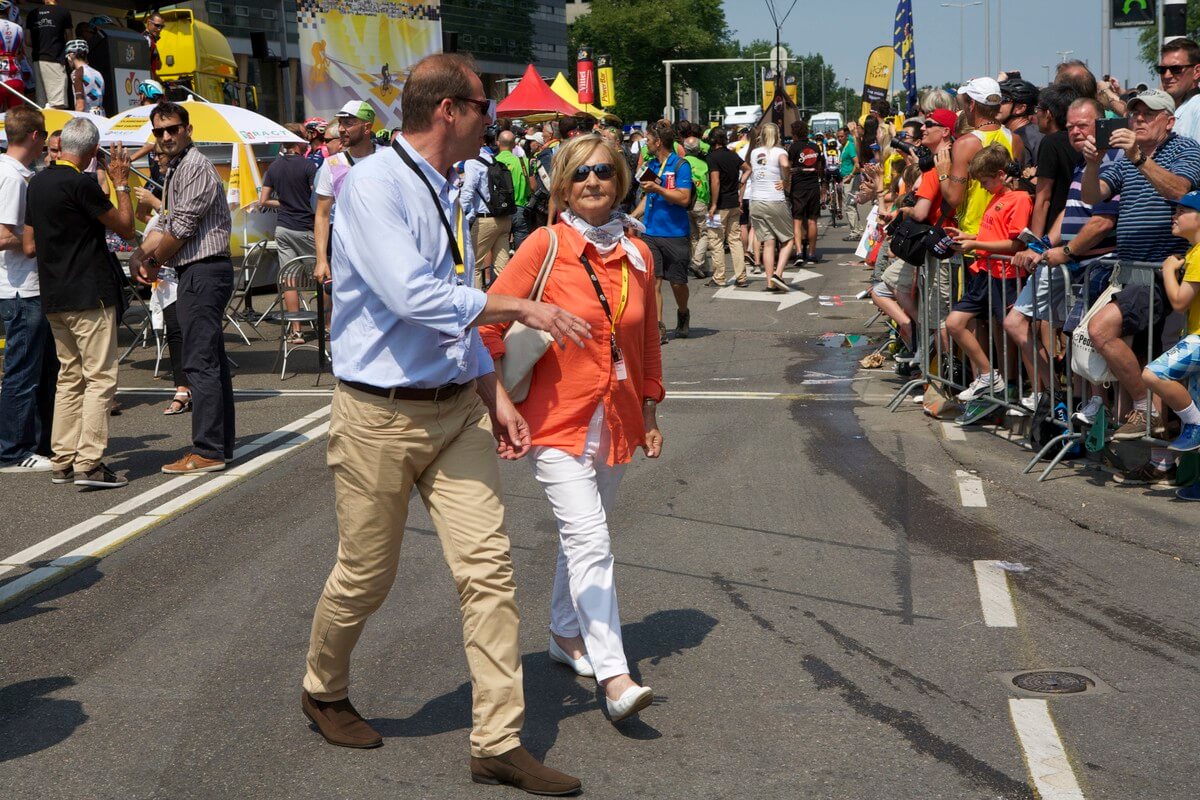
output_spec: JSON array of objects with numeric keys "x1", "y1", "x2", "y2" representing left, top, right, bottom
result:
[
  {"x1": 461, "y1": 131, "x2": 512, "y2": 286},
  {"x1": 303, "y1": 53, "x2": 588, "y2": 797}
]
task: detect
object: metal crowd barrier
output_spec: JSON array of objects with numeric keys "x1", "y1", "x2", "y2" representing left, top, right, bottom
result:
[{"x1": 884, "y1": 252, "x2": 1077, "y2": 481}]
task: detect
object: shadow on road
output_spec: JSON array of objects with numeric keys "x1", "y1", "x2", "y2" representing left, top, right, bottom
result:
[
  {"x1": 0, "y1": 676, "x2": 88, "y2": 763},
  {"x1": 368, "y1": 608, "x2": 717, "y2": 758},
  {"x1": 0, "y1": 561, "x2": 104, "y2": 626}
]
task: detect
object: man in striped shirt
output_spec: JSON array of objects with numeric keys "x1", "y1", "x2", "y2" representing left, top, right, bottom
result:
[
  {"x1": 133, "y1": 102, "x2": 236, "y2": 474},
  {"x1": 1082, "y1": 89, "x2": 1200, "y2": 440}
]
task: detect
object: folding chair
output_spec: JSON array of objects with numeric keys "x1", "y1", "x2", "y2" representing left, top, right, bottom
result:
[
  {"x1": 272, "y1": 255, "x2": 322, "y2": 379},
  {"x1": 222, "y1": 242, "x2": 271, "y2": 344}
]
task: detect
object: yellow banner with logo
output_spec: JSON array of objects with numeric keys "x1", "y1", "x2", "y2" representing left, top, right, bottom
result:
[
  {"x1": 597, "y1": 54, "x2": 615, "y2": 108},
  {"x1": 860, "y1": 45, "x2": 895, "y2": 121}
]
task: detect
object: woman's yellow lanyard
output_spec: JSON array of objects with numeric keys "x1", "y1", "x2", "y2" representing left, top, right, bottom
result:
[{"x1": 580, "y1": 253, "x2": 630, "y2": 381}]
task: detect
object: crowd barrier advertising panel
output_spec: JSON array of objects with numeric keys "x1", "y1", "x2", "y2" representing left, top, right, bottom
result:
[
  {"x1": 297, "y1": 0, "x2": 444, "y2": 130},
  {"x1": 861, "y1": 45, "x2": 895, "y2": 121}
]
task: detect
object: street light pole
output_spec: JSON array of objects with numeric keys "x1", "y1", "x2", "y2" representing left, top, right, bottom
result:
[
  {"x1": 942, "y1": 2, "x2": 982, "y2": 85},
  {"x1": 734, "y1": 76, "x2": 743, "y2": 106},
  {"x1": 1043, "y1": 64, "x2": 1052, "y2": 83},
  {"x1": 1056, "y1": 49, "x2": 1075, "y2": 63}
]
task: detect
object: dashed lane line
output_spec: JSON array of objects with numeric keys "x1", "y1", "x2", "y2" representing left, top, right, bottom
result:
[
  {"x1": 0, "y1": 409, "x2": 332, "y2": 613},
  {"x1": 956, "y1": 470, "x2": 988, "y2": 507},
  {"x1": 972, "y1": 560, "x2": 1019, "y2": 628},
  {"x1": 1009, "y1": 699, "x2": 1087, "y2": 800}
]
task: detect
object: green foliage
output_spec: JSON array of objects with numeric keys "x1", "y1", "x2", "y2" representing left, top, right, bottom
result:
[{"x1": 569, "y1": 0, "x2": 734, "y2": 121}]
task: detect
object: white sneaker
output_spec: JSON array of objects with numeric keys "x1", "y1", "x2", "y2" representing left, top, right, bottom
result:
[
  {"x1": 0, "y1": 454, "x2": 52, "y2": 473},
  {"x1": 957, "y1": 371, "x2": 1001, "y2": 402},
  {"x1": 1074, "y1": 395, "x2": 1104, "y2": 425},
  {"x1": 606, "y1": 685, "x2": 654, "y2": 723},
  {"x1": 1020, "y1": 392, "x2": 1044, "y2": 412},
  {"x1": 548, "y1": 637, "x2": 595, "y2": 678}
]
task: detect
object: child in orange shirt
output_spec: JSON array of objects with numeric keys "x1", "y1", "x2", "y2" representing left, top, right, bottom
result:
[{"x1": 945, "y1": 144, "x2": 1034, "y2": 420}]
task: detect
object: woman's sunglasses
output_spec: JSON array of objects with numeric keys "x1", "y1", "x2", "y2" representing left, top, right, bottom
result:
[{"x1": 572, "y1": 163, "x2": 615, "y2": 182}]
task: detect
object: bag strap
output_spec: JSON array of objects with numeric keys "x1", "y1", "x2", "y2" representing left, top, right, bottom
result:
[
  {"x1": 528, "y1": 227, "x2": 558, "y2": 301},
  {"x1": 391, "y1": 139, "x2": 465, "y2": 270}
]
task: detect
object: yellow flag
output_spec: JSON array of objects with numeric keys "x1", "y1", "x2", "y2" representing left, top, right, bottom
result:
[{"x1": 860, "y1": 46, "x2": 895, "y2": 120}]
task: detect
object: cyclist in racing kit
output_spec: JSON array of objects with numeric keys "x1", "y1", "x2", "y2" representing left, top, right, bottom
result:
[
  {"x1": 0, "y1": 0, "x2": 33, "y2": 111},
  {"x1": 823, "y1": 137, "x2": 844, "y2": 225},
  {"x1": 65, "y1": 39, "x2": 104, "y2": 114}
]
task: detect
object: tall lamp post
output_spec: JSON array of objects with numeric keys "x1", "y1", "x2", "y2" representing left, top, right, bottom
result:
[
  {"x1": 941, "y1": 1, "x2": 982, "y2": 85},
  {"x1": 1056, "y1": 49, "x2": 1075, "y2": 63},
  {"x1": 842, "y1": 77, "x2": 849, "y2": 119},
  {"x1": 734, "y1": 75, "x2": 743, "y2": 106}
]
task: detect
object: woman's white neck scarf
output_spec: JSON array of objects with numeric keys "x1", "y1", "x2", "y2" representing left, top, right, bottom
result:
[{"x1": 561, "y1": 209, "x2": 647, "y2": 272}]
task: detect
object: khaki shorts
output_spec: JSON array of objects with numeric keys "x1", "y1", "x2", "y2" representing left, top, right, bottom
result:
[
  {"x1": 749, "y1": 200, "x2": 793, "y2": 243},
  {"x1": 881, "y1": 258, "x2": 916, "y2": 296}
]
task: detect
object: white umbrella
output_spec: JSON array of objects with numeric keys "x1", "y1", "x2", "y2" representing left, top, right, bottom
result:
[{"x1": 104, "y1": 99, "x2": 305, "y2": 146}]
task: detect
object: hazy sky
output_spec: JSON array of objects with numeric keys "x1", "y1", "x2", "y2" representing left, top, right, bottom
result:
[{"x1": 721, "y1": 0, "x2": 1159, "y2": 91}]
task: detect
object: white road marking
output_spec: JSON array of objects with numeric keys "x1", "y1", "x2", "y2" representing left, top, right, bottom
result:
[
  {"x1": 942, "y1": 422, "x2": 966, "y2": 441},
  {"x1": 119, "y1": 387, "x2": 334, "y2": 397},
  {"x1": 956, "y1": 470, "x2": 987, "y2": 507},
  {"x1": 667, "y1": 391, "x2": 781, "y2": 400},
  {"x1": 0, "y1": 407, "x2": 332, "y2": 612},
  {"x1": 712, "y1": 284, "x2": 813, "y2": 310},
  {"x1": 973, "y1": 560, "x2": 1019, "y2": 628},
  {"x1": 1009, "y1": 698, "x2": 1087, "y2": 800}
]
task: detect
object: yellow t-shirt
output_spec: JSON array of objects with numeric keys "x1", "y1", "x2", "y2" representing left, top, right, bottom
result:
[
  {"x1": 958, "y1": 127, "x2": 1015, "y2": 236},
  {"x1": 1183, "y1": 242, "x2": 1200, "y2": 335}
]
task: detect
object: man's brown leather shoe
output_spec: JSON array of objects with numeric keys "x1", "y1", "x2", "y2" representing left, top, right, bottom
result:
[
  {"x1": 301, "y1": 691, "x2": 383, "y2": 749},
  {"x1": 470, "y1": 745, "x2": 581, "y2": 796}
]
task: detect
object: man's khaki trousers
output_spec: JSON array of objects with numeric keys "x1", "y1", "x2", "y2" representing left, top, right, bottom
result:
[
  {"x1": 304, "y1": 382, "x2": 524, "y2": 758},
  {"x1": 46, "y1": 306, "x2": 118, "y2": 473},
  {"x1": 472, "y1": 215, "x2": 512, "y2": 287},
  {"x1": 707, "y1": 207, "x2": 745, "y2": 283}
]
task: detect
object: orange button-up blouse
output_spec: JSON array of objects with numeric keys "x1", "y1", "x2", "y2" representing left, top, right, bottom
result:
[{"x1": 479, "y1": 222, "x2": 665, "y2": 465}]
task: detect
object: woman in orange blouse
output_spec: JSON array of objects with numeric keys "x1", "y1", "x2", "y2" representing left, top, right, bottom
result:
[{"x1": 481, "y1": 134, "x2": 664, "y2": 724}]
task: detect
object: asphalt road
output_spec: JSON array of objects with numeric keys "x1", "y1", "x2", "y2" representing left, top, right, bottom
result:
[{"x1": 2, "y1": 219, "x2": 1199, "y2": 799}]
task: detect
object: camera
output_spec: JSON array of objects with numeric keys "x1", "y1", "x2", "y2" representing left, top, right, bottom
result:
[
  {"x1": 892, "y1": 138, "x2": 915, "y2": 156},
  {"x1": 915, "y1": 144, "x2": 934, "y2": 173},
  {"x1": 1004, "y1": 160, "x2": 1022, "y2": 179}
]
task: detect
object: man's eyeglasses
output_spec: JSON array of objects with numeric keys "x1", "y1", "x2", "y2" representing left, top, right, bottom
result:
[
  {"x1": 151, "y1": 123, "x2": 185, "y2": 138},
  {"x1": 1156, "y1": 64, "x2": 1198, "y2": 76},
  {"x1": 323, "y1": 135, "x2": 338, "y2": 143},
  {"x1": 452, "y1": 96, "x2": 497, "y2": 122},
  {"x1": 571, "y1": 163, "x2": 615, "y2": 182}
]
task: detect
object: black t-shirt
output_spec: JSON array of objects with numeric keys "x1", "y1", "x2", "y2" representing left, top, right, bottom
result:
[
  {"x1": 1035, "y1": 130, "x2": 1083, "y2": 231},
  {"x1": 706, "y1": 147, "x2": 744, "y2": 210},
  {"x1": 1015, "y1": 123, "x2": 1043, "y2": 171},
  {"x1": 27, "y1": 5, "x2": 74, "y2": 62},
  {"x1": 787, "y1": 139, "x2": 823, "y2": 192},
  {"x1": 263, "y1": 153, "x2": 317, "y2": 231},
  {"x1": 26, "y1": 164, "x2": 120, "y2": 313}
]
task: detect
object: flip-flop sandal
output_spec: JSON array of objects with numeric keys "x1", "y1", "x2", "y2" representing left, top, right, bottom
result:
[{"x1": 164, "y1": 392, "x2": 192, "y2": 416}]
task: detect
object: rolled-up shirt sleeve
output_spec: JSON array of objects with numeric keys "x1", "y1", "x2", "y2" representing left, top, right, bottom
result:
[{"x1": 335, "y1": 170, "x2": 486, "y2": 337}]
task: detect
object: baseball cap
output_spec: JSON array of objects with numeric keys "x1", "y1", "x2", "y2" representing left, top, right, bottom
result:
[
  {"x1": 1168, "y1": 190, "x2": 1200, "y2": 212},
  {"x1": 924, "y1": 108, "x2": 958, "y2": 130},
  {"x1": 957, "y1": 76, "x2": 1003, "y2": 106},
  {"x1": 1128, "y1": 88, "x2": 1176, "y2": 114},
  {"x1": 524, "y1": 131, "x2": 544, "y2": 145},
  {"x1": 335, "y1": 101, "x2": 376, "y2": 123}
]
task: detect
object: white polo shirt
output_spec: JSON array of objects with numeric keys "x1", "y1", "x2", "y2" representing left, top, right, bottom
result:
[
  {"x1": 1176, "y1": 93, "x2": 1200, "y2": 143},
  {"x1": 0, "y1": 154, "x2": 38, "y2": 299}
]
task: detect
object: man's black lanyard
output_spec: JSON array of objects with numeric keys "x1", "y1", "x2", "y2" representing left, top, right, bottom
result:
[{"x1": 391, "y1": 139, "x2": 465, "y2": 277}]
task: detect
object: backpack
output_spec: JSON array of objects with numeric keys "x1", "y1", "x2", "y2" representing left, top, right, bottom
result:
[
  {"x1": 476, "y1": 155, "x2": 516, "y2": 216},
  {"x1": 684, "y1": 154, "x2": 710, "y2": 206}
]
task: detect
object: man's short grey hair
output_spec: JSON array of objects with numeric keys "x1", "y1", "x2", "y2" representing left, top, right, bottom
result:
[
  {"x1": 919, "y1": 88, "x2": 955, "y2": 114},
  {"x1": 60, "y1": 117, "x2": 100, "y2": 157},
  {"x1": 683, "y1": 136, "x2": 701, "y2": 154}
]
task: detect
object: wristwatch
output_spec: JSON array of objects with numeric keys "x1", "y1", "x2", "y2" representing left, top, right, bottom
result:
[
  {"x1": 144, "y1": 254, "x2": 160, "y2": 269},
  {"x1": 1133, "y1": 150, "x2": 1148, "y2": 168},
  {"x1": 114, "y1": 185, "x2": 130, "y2": 193},
  {"x1": 1062, "y1": 244, "x2": 1073, "y2": 259}
]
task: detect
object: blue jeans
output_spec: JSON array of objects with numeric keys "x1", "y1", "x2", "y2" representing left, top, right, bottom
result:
[
  {"x1": 0, "y1": 294, "x2": 57, "y2": 463},
  {"x1": 511, "y1": 207, "x2": 531, "y2": 253}
]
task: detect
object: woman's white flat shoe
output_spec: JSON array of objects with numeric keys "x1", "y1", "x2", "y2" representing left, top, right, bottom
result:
[
  {"x1": 606, "y1": 685, "x2": 653, "y2": 723},
  {"x1": 548, "y1": 637, "x2": 595, "y2": 678}
]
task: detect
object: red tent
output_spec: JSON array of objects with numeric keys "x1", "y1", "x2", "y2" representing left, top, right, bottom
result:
[{"x1": 496, "y1": 64, "x2": 581, "y2": 118}]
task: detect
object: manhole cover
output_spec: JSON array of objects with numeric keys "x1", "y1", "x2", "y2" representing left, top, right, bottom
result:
[{"x1": 1012, "y1": 670, "x2": 1094, "y2": 695}]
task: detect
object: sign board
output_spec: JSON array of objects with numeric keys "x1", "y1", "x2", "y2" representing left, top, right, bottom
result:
[{"x1": 1111, "y1": 0, "x2": 1156, "y2": 28}]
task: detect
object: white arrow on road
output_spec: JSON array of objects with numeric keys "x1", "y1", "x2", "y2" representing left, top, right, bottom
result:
[
  {"x1": 786, "y1": 267, "x2": 823, "y2": 285},
  {"x1": 713, "y1": 284, "x2": 813, "y2": 310}
]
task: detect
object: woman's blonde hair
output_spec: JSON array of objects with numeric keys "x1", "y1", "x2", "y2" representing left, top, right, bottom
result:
[
  {"x1": 758, "y1": 122, "x2": 780, "y2": 150},
  {"x1": 919, "y1": 88, "x2": 954, "y2": 114},
  {"x1": 549, "y1": 133, "x2": 630, "y2": 213}
]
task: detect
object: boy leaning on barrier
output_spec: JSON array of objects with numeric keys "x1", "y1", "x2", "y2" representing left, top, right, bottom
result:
[
  {"x1": 1141, "y1": 190, "x2": 1200, "y2": 500},
  {"x1": 945, "y1": 143, "x2": 1034, "y2": 425}
]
